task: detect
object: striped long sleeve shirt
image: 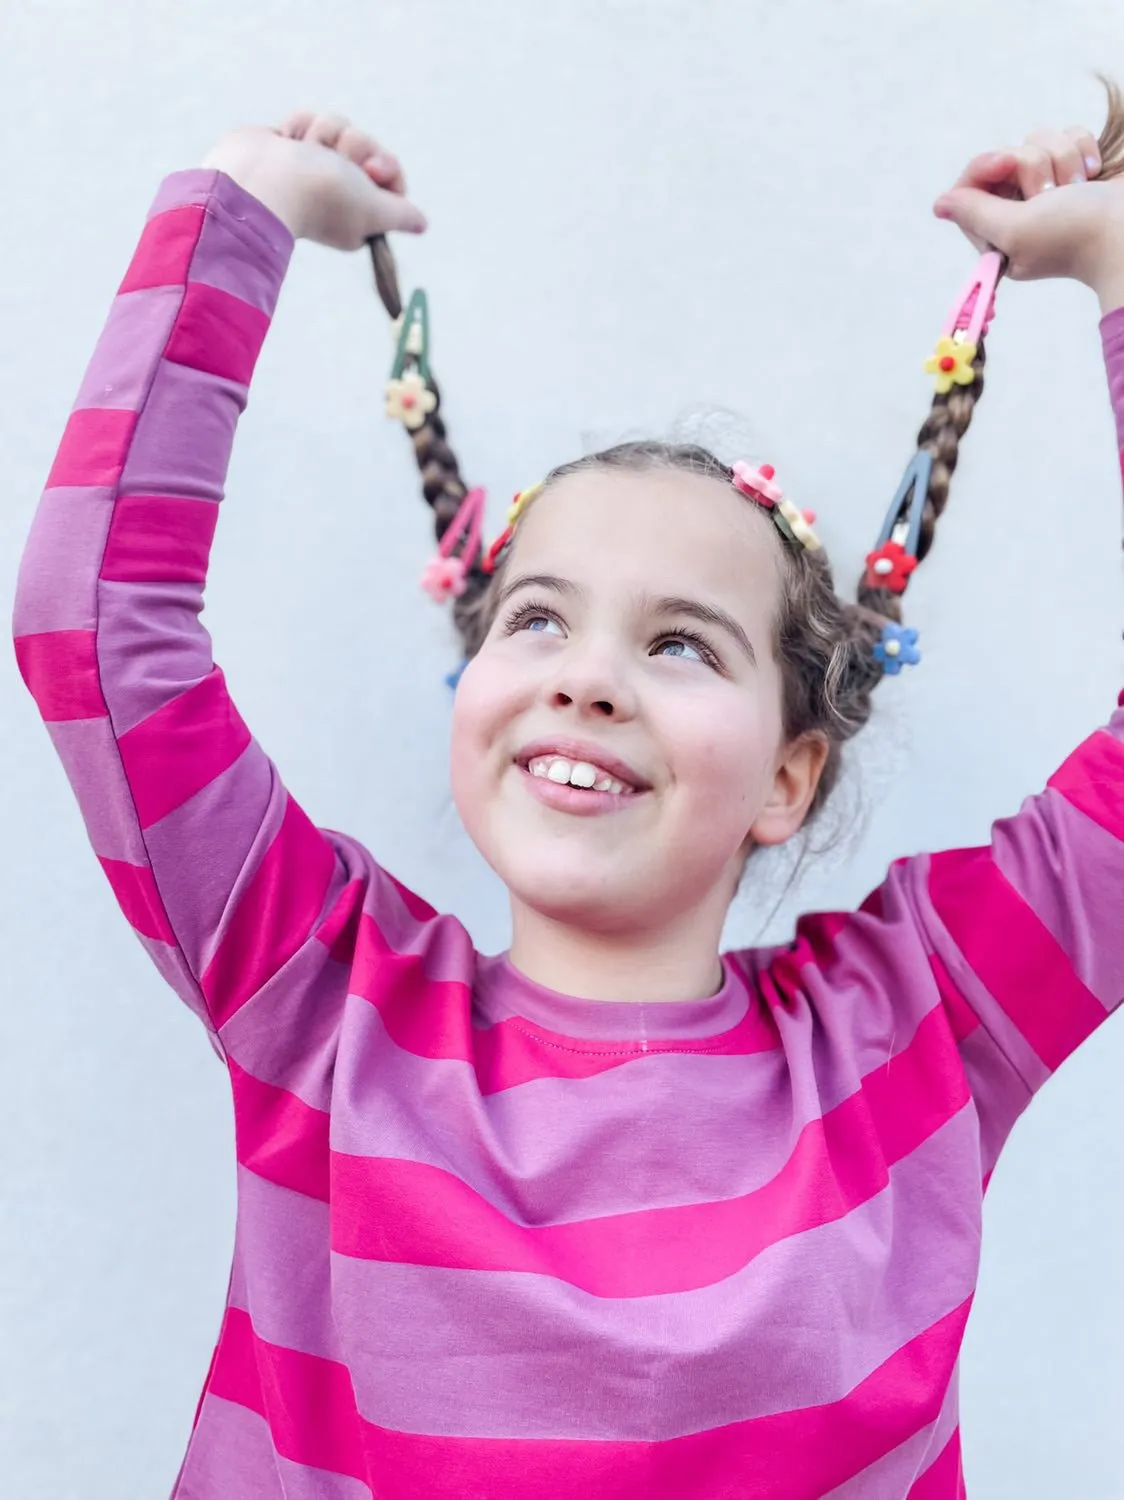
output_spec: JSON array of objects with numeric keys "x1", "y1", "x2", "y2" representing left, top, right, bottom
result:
[{"x1": 13, "y1": 170, "x2": 1124, "y2": 1500}]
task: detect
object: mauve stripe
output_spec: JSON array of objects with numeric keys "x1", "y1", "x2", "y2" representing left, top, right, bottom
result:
[
  {"x1": 14, "y1": 630, "x2": 106, "y2": 722},
  {"x1": 164, "y1": 280, "x2": 270, "y2": 386},
  {"x1": 324, "y1": 1120, "x2": 978, "y2": 1440},
  {"x1": 47, "y1": 407, "x2": 138, "y2": 490},
  {"x1": 229, "y1": 1172, "x2": 334, "y2": 1354},
  {"x1": 209, "y1": 1308, "x2": 369, "y2": 1485},
  {"x1": 43, "y1": 717, "x2": 149, "y2": 864},
  {"x1": 100, "y1": 493, "x2": 217, "y2": 583},
  {"x1": 119, "y1": 203, "x2": 204, "y2": 294},
  {"x1": 993, "y1": 790, "x2": 1124, "y2": 1014},
  {"x1": 119, "y1": 358, "x2": 241, "y2": 502},
  {"x1": 73, "y1": 286, "x2": 182, "y2": 413},
  {"x1": 1050, "y1": 728, "x2": 1124, "y2": 838},
  {"x1": 98, "y1": 856, "x2": 175, "y2": 943},
  {"x1": 956, "y1": 1023, "x2": 1031, "y2": 1176},
  {"x1": 202, "y1": 1300, "x2": 971, "y2": 1498},
  {"x1": 189, "y1": 203, "x2": 295, "y2": 314},
  {"x1": 928, "y1": 846, "x2": 1107, "y2": 1071},
  {"x1": 94, "y1": 578, "x2": 216, "y2": 736},
  {"x1": 142, "y1": 747, "x2": 279, "y2": 974},
  {"x1": 230, "y1": 1060, "x2": 329, "y2": 1202},
  {"x1": 906, "y1": 1428, "x2": 964, "y2": 1499},
  {"x1": 180, "y1": 1396, "x2": 372, "y2": 1500},
  {"x1": 201, "y1": 796, "x2": 337, "y2": 1026},
  {"x1": 117, "y1": 668, "x2": 251, "y2": 829},
  {"x1": 330, "y1": 1008, "x2": 969, "y2": 1297},
  {"x1": 12, "y1": 487, "x2": 112, "y2": 635}
]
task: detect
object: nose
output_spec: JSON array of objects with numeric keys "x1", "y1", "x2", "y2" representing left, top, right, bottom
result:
[{"x1": 544, "y1": 641, "x2": 637, "y2": 721}]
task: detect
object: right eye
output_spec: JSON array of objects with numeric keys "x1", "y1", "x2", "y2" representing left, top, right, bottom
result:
[{"x1": 503, "y1": 600, "x2": 566, "y2": 637}]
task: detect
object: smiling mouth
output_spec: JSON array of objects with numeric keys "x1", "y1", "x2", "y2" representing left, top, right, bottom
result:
[{"x1": 524, "y1": 754, "x2": 636, "y2": 797}]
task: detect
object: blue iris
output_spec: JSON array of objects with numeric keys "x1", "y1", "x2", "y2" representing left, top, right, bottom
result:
[{"x1": 873, "y1": 623, "x2": 921, "y2": 676}]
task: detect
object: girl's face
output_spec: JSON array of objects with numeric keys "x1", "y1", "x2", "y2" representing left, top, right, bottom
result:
[{"x1": 451, "y1": 468, "x2": 824, "y2": 938}]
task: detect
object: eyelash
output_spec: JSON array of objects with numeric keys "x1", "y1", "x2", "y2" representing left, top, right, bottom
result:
[{"x1": 502, "y1": 599, "x2": 723, "y2": 670}]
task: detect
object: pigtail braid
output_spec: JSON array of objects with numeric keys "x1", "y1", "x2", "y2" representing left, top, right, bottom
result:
[{"x1": 367, "y1": 234, "x2": 491, "y2": 647}]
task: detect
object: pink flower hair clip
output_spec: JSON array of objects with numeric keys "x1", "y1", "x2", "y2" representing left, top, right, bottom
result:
[
  {"x1": 730, "y1": 462, "x2": 821, "y2": 552},
  {"x1": 420, "y1": 486, "x2": 487, "y2": 603}
]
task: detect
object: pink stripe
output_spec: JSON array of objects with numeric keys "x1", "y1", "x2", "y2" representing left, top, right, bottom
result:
[
  {"x1": 210, "y1": 1301, "x2": 969, "y2": 1499},
  {"x1": 906, "y1": 1428, "x2": 964, "y2": 1499},
  {"x1": 201, "y1": 796, "x2": 336, "y2": 1026},
  {"x1": 230, "y1": 1060, "x2": 330, "y2": 1201},
  {"x1": 928, "y1": 847, "x2": 1107, "y2": 1071},
  {"x1": 331, "y1": 1004, "x2": 968, "y2": 1296},
  {"x1": 117, "y1": 667, "x2": 251, "y2": 828},
  {"x1": 100, "y1": 494, "x2": 217, "y2": 582},
  {"x1": 208, "y1": 1308, "x2": 369, "y2": 1486},
  {"x1": 15, "y1": 629, "x2": 106, "y2": 722},
  {"x1": 98, "y1": 856, "x2": 175, "y2": 943},
  {"x1": 346, "y1": 914, "x2": 475, "y2": 1061},
  {"x1": 46, "y1": 408, "x2": 137, "y2": 490},
  {"x1": 927, "y1": 953, "x2": 979, "y2": 1043},
  {"x1": 118, "y1": 203, "x2": 205, "y2": 293},
  {"x1": 1048, "y1": 728, "x2": 1124, "y2": 841},
  {"x1": 164, "y1": 281, "x2": 270, "y2": 386}
]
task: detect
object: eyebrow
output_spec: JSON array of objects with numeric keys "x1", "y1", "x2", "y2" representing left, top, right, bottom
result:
[
  {"x1": 495, "y1": 572, "x2": 582, "y2": 606},
  {"x1": 496, "y1": 574, "x2": 757, "y2": 666}
]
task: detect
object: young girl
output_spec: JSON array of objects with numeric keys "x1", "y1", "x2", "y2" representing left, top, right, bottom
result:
[{"x1": 12, "y1": 101, "x2": 1124, "y2": 1500}]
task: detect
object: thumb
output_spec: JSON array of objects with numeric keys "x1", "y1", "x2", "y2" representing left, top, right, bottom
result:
[
  {"x1": 368, "y1": 185, "x2": 428, "y2": 236},
  {"x1": 933, "y1": 186, "x2": 1021, "y2": 254}
]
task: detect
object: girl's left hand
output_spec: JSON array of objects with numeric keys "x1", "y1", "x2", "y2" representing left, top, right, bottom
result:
[{"x1": 934, "y1": 125, "x2": 1124, "y2": 303}]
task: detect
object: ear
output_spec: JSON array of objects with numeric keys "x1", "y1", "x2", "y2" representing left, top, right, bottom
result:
[{"x1": 749, "y1": 734, "x2": 831, "y2": 848}]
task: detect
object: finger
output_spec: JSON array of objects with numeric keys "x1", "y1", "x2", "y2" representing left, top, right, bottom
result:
[
  {"x1": 364, "y1": 149, "x2": 407, "y2": 196},
  {"x1": 933, "y1": 184, "x2": 1022, "y2": 252},
  {"x1": 954, "y1": 149, "x2": 1020, "y2": 193},
  {"x1": 278, "y1": 109, "x2": 315, "y2": 140},
  {"x1": 1066, "y1": 124, "x2": 1102, "y2": 178},
  {"x1": 1013, "y1": 145, "x2": 1056, "y2": 198},
  {"x1": 304, "y1": 114, "x2": 350, "y2": 149},
  {"x1": 335, "y1": 124, "x2": 380, "y2": 167},
  {"x1": 1027, "y1": 128, "x2": 1084, "y2": 187}
]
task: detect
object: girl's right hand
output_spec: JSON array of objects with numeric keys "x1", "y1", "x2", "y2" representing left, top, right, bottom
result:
[{"x1": 202, "y1": 111, "x2": 427, "y2": 249}]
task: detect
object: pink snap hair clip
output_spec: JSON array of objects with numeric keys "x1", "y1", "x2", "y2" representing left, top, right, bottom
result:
[
  {"x1": 420, "y1": 486, "x2": 486, "y2": 604},
  {"x1": 731, "y1": 461, "x2": 784, "y2": 508}
]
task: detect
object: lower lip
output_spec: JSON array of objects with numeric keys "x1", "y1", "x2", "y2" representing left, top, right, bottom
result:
[{"x1": 517, "y1": 766, "x2": 643, "y2": 816}]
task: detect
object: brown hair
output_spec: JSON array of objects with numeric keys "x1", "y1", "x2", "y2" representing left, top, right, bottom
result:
[{"x1": 372, "y1": 79, "x2": 1124, "y2": 824}]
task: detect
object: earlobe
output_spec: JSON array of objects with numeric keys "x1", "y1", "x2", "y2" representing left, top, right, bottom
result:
[{"x1": 748, "y1": 735, "x2": 831, "y2": 848}]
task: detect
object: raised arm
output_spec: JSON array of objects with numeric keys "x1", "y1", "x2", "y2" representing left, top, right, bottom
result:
[{"x1": 13, "y1": 118, "x2": 427, "y2": 1038}]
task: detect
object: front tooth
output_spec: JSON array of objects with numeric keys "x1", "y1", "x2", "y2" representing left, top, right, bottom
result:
[
  {"x1": 547, "y1": 758, "x2": 573, "y2": 784},
  {"x1": 569, "y1": 761, "x2": 598, "y2": 788}
]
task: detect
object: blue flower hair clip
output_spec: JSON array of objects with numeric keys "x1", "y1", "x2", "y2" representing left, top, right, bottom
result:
[{"x1": 873, "y1": 623, "x2": 921, "y2": 676}]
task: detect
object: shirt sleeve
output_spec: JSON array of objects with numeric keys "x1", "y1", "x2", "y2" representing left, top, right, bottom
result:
[{"x1": 12, "y1": 170, "x2": 418, "y2": 1046}]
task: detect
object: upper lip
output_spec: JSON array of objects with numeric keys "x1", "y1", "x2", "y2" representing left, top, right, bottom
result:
[{"x1": 515, "y1": 737, "x2": 650, "y2": 791}]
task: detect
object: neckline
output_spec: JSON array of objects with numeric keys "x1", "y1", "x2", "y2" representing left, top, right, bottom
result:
[{"x1": 474, "y1": 952, "x2": 752, "y2": 1045}]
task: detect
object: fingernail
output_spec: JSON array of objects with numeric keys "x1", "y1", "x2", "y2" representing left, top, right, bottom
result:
[
  {"x1": 1040, "y1": 179, "x2": 1055, "y2": 191},
  {"x1": 933, "y1": 197, "x2": 951, "y2": 219},
  {"x1": 1071, "y1": 172, "x2": 1087, "y2": 185},
  {"x1": 1086, "y1": 153, "x2": 1101, "y2": 174}
]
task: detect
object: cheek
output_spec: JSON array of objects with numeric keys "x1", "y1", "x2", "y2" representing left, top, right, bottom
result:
[
  {"x1": 448, "y1": 659, "x2": 508, "y2": 822},
  {"x1": 667, "y1": 698, "x2": 777, "y2": 812}
]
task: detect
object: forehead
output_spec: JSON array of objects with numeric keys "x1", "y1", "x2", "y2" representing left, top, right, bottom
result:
[{"x1": 509, "y1": 467, "x2": 783, "y2": 615}]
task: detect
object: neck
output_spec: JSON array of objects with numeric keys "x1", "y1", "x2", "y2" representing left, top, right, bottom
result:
[{"x1": 507, "y1": 898, "x2": 729, "y2": 1003}]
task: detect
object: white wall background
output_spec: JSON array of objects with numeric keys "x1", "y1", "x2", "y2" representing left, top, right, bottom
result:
[{"x1": 1, "y1": 1, "x2": 1122, "y2": 1495}]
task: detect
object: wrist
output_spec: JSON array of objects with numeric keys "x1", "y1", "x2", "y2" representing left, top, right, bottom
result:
[{"x1": 200, "y1": 135, "x2": 306, "y2": 237}]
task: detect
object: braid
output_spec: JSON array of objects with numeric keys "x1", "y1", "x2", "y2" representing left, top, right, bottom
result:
[{"x1": 367, "y1": 234, "x2": 490, "y2": 648}]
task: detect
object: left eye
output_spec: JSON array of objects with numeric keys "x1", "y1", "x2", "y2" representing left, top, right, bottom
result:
[{"x1": 653, "y1": 638, "x2": 703, "y2": 662}]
